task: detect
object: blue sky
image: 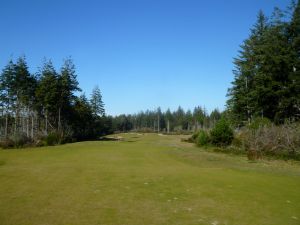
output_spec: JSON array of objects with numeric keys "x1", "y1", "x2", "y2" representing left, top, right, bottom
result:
[{"x1": 0, "y1": 0, "x2": 290, "y2": 115}]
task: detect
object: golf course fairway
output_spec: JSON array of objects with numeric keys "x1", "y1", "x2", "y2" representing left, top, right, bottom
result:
[{"x1": 0, "y1": 133, "x2": 299, "y2": 225}]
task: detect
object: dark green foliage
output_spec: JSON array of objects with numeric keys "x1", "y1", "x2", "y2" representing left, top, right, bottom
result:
[
  {"x1": 191, "y1": 131, "x2": 200, "y2": 142},
  {"x1": 247, "y1": 117, "x2": 272, "y2": 130},
  {"x1": 0, "y1": 56, "x2": 110, "y2": 147},
  {"x1": 112, "y1": 106, "x2": 222, "y2": 133},
  {"x1": 196, "y1": 130, "x2": 210, "y2": 146},
  {"x1": 90, "y1": 85, "x2": 105, "y2": 116},
  {"x1": 58, "y1": 58, "x2": 81, "y2": 130},
  {"x1": 36, "y1": 60, "x2": 60, "y2": 115},
  {"x1": 227, "y1": 2, "x2": 300, "y2": 125},
  {"x1": 44, "y1": 132, "x2": 61, "y2": 146},
  {"x1": 210, "y1": 118, "x2": 234, "y2": 146},
  {"x1": 185, "y1": 131, "x2": 200, "y2": 143}
]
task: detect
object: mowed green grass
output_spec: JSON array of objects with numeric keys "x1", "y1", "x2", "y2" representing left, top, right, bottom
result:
[{"x1": 0, "y1": 134, "x2": 300, "y2": 225}]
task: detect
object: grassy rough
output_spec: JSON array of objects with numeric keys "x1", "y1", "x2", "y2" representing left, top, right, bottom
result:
[{"x1": 0, "y1": 133, "x2": 299, "y2": 225}]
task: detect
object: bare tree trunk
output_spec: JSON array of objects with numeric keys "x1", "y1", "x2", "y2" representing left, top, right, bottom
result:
[
  {"x1": 167, "y1": 120, "x2": 170, "y2": 134},
  {"x1": 31, "y1": 114, "x2": 34, "y2": 139},
  {"x1": 5, "y1": 113, "x2": 8, "y2": 138},
  {"x1": 157, "y1": 115, "x2": 160, "y2": 133},
  {"x1": 14, "y1": 114, "x2": 17, "y2": 136},
  {"x1": 22, "y1": 113, "x2": 25, "y2": 133},
  {"x1": 26, "y1": 113, "x2": 29, "y2": 137},
  {"x1": 58, "y1": 107, "x2": 61, "y2": 132},
  {"x1": 45, "y1": 110, "x2": 48, "y2": 135}
]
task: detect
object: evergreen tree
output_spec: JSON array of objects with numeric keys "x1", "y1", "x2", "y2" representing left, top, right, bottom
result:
[
  {"x1": 227, "y1": 2, "x2": 300, "y2": 124},
  {"x1": 58, "y1": 58, "x2": 81, "y2": 130},
  {"x1": 14, "y1": 56, "x2": 35, "y2": 107},
  {"x1": 36, "y1": 60, "x2": 60, "y2": 134},
  {"x1": 227, "y1": 11, "x2": 268, "y2": 125},
  {"x1": 90, "y1": 85, "x2": 105, "y2": 116},
  {"x1": 0, "y1": 60, "x2": 16, "y2": 137},
  {"x1": 288, "y1": 0, "x2": 300, "y2": 119},
  {"x1": 260, "y1": 7, "x2": 293, "y2": 122},
  {"x1": 0, "y1": 56, "x2": 111, "y2": 144},
  {"x1": 193, "y1": 106, "x2": 207, "y2": 129},
  {"x1": 72, "y1": 94, "x2": 95, "y2": 140},
  {"x1": 14, "y1": 56, "x2": 37, "y2": 136}
]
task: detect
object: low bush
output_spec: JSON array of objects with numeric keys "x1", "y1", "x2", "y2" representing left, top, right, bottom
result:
[
  {"x1": 237, "y1": 123, "x2": 300, "y2": 160},
  {"x1": 181, "y1": 131, "x2": 200, "y2": 143},
  {"x1": 247, "y1": 117, "x2": 271, "y2": 130},
  {"x1": 44, "y1": 132, "x2": 62, "y2": 146},
  {"x1": 210, "y1": 118, "x2": 234, "y2": 146},
  {"x1": 0, "y1": 138, "x2": 15, "y2": 149},
  {"x1": 190, "y1": 131, "x2": 200, "y2": 142},
  {"x1": 196, "y1": 130, "x2": 210, "y2": 146},
  {"x1": 0, "y1": 133, "x2": 33, "y2": 149},
  {"x1": 12, "y1": 134, "x2": 32, "y2": 148}
]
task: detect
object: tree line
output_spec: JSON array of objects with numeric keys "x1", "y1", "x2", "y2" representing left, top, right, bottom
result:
[
  {"x1": 0, "y1": 56, "x2": 222, "y2": 147},
  {"x1": 0, "y1": 57, "x2": 111, "y2": 146},
  {"x1": 111, "y1": 106, "x2": 222, "y2": 133},
  {"x1": 227, "y1": 1, "x2": 300, "y2": 126}
]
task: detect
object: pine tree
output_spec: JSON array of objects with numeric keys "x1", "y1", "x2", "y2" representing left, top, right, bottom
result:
[
  {"x1": 193, "y1": 106, "x2": 207, "y2": 129},
  {"x1": 227, "y1": 3, "x2": 300, "y2": 124},
  {"x1": 58, "y1": 58, "x2": 81, "y2": 130},
  {"x1": 14, "y1": 56, "x2": 37, "y2": 136},
  {"x1": 227, "y1": 11, "x2": 268, "y2": 125},
  {"x1": 72, "y1": 94, "x2": 95, "y2": 140},
  {"x1": 260, "y1": 7, "x2": 293, "y2": 122},
  {"x1": 288, "y1": 0, "x2": 300, "y2": 119},
  {"x1": 90, "y1": 85, "x2": 105, "y2": 116},
  {"x1": 0, "y1": 60, "x2": 16, "y2": 137},
  {"x1": 36, "y1": 60, "x2": 59, "y2": 134},
  {"x1": 14, "y1": 57, "x2": 34, "y2": 106}
]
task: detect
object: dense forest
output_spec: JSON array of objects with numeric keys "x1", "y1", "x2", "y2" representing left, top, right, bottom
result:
[
  {"x1": 0, "y1": 58, "x2": 113, "y2": 146},
  {"x1": 227, "y1": 1, "x2": 300, "y2": 125},
  {"x1": 112, "y1": 107, "x2": 222, "y2": 133}
]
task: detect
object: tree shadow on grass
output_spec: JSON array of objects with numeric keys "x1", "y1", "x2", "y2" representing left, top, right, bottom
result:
[{"x1": 98, "y1": 137, "x2": 121, "y2": 141}]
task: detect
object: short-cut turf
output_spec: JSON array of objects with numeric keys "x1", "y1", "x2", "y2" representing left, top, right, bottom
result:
[{"x1": 0, "y1": 133, "x2": 299, "y2": 225}]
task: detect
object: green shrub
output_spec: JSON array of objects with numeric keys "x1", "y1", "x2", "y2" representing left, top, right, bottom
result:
[
  {"x1": 247, "y1": 117, "x2": 271, "y2": 130},
  {"x1": 191, "y1": 131, "x2": 200, "y2": 142},
  {"x1": 44, "y1": 132, "x2": 61, "y2": 146},
  {"x1": 184, "y1": 131, "x2": 199, "y2": 143},
  {"x1": 196, "y1": 130, "x2": 210, "y2": 146},
  {"x1": 210, "y1": 118, "x2": 234, "y2": 146}
]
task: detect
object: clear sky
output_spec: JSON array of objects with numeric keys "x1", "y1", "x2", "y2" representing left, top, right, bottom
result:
[{"x1": 0, "y1": 0, "x2": 290, "y2": 115}]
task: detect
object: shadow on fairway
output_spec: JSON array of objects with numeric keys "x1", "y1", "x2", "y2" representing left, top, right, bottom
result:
[{"x1": 98, "y1": 137, "x2": 121, "y2": 141}]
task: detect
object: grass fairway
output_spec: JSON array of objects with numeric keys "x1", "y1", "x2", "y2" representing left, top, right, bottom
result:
[{"x1": 0, "y1": 134, "x2": 299, "y2": 225}]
